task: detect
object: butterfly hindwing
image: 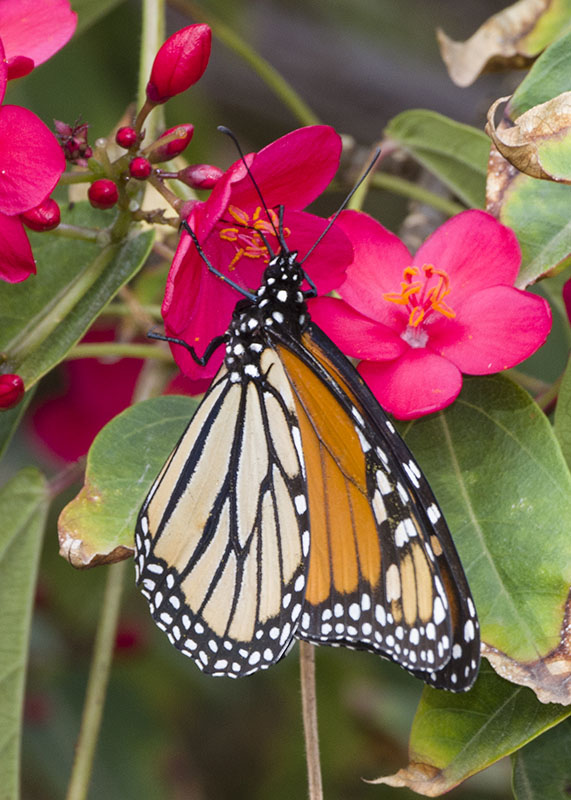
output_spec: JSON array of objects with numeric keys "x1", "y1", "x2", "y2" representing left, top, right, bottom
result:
[
  {"x1": 135, "y1": 358, "x2": 309, "y2": 677},
  {"x1": 270, "y1": 322, "x2": 479, "y2": 689}
]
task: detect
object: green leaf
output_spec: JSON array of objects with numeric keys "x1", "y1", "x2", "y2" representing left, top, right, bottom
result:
[
  {"x1": 0, "y1": 468, "x2": 49, "y2": 800},
  {"x1": 554, "y1": 356, "x2": 571, "y2": 470},
  {"x1": 512, "y1": 717, "x2": 571, "y2": 800},
  {"x1": 58, "y1": 395, "x2": 197, "y2": 568},
  {"x1": 400, "y1": 375, "x2": 571, "y2": 704},
  {"x1": 511, "y1": 29, "x2": 571, "y2": 117},
  {"x1": 375, "y1": 663, "x2": 570, "y2": 794},
  {"x1": 500, "y1": 172, "x2": 571, "y2": 287},
  {"x1": 0, "y1": 203, "x2": 154, "y2": 389},
  {"x1": 384, "y1": 110, "x2": 490, "y2": 208}
]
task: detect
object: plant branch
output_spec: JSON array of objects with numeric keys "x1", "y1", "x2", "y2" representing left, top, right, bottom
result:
[
  {"x1": 299, "y1": 641, "x2": 323, "y2": 800},
  {"x1": 65, "y1": 342, "x2": 173, "y2": 362},
  {"x1": 65, "y1": 560, "x2": 128, "y2": 800}
]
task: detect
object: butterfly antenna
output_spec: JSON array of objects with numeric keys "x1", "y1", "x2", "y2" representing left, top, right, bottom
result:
[
  {"x1": 217, "y1": 125, "x2": 286, "y2": 252},
  {"x1": 300, "y1": 147, "x2": 381, "y2": 266}
]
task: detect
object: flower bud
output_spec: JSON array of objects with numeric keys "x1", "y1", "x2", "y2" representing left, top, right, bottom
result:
[
  {"x1": 0, "y1": 374, "x2": 25, "y2": 410},
  {"x1": 54, "y1": 119, "x2": 92, "y2": 165},
  {"x1": 129, "y1": 157, "x2": 152, "y2": 180},
  {"x1": 88, "y1": 179, "x2": 119, "y2": 209},
  {"x1": 7, "y1": 56, "x2": 34, "y2": 81},
  {"x1": 116, "y1": 126, "x2": 138, "y2": 149},
  {"x1": 146, "y1": 24, "x2": 211, "y2": 105},
  {"x1": 177, "y1": 163, "x2": 223, "y2": 190},
  {"x1": 21, "y1": 198, "x2": 61, "y2": 231},
  {"x1": 148, "y1": 124, "x2": 194, "y2": 163}
]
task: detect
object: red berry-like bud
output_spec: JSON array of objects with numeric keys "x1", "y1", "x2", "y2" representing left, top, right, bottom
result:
[
  {"x1": 21, "y1": 198, "x2": 61, "y2": 231},
  {"x1": 177, "y1": 163, "x2": 223, "y2": 190},
  {"x1": 116, "y1": 126, "x2": 138, "y2": 149},
  {"x1": 149, "y1": 124, "x2": 194, "y2": 163},
  {"x1": 129, "y1": 157, "x2": 152, "y2": 180},
  {"x1": 146, "y1": 24, "x2": 211, "y2": 105},
  {"x1": 88, "y1": 179, "x2": 119, "y2": 209},
  {"x1": 0, "y1": 374, "x2": 25, "y2": 410}
]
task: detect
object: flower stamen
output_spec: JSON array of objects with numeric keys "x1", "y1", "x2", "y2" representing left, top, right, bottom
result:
[
  {"x1": 383, "y1": 264, "x2": 456, "y2": 346},
  {"x1": 219, "y1": 205, "x2": 290, "y2": 270}
]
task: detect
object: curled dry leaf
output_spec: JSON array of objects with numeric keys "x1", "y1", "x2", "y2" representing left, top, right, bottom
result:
[
  {"x1": 483, "y1": 588, "x2": 571, "y2": 706},
  {"x1": 437, "y1": 0, "x2": 548, "y2": 87},
  {"x1": 486, "y1": 92, "x2": 571, "y2": 183},
  {"x1": 369, "y1": 762, "x2": 450, "y2": 797}
]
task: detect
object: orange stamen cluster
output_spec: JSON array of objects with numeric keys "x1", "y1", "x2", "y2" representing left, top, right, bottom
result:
[
  {"x1": 383, "y1": 264, "x2": 456, "y2": 328},
  {"x1": 219, "y1": 205, "x2": 290, "y2": 270}
]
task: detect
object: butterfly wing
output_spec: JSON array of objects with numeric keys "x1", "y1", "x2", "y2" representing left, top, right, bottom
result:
[
  {"x1": 135, "y1": 361, "x2": 310, "y2": 677},
  {"x1": 272, "y1": 322, "x2": 480, "y2": 690}
]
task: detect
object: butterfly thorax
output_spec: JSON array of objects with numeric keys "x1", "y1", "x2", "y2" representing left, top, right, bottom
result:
[{"x1": 223, "y1": 250, "x2": 308, "y2": 383}]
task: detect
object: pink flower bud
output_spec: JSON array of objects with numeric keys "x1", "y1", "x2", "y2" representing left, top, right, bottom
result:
[
  {"x1": 88, "y1": 179, "x2": 119, "y2": 209},
  {"x1": 129, "y1": 157, "x2": 152, "y2": 180},
  {"x1": 7, "y1": 56, "x2": 34, "y2": 81},
  {"x1": 177, "y1": 163, "x2": 223, "y2": 189},
  {"x1": 21, "y1": 197, "x2": 61, "y2": 231},
  {"x1": 149, "y1": 124, "x2": 194, "y2": 163},
  {"x1": 116, "y1": 126, "x2": 138, "y2": 149},
  {"x1": 146, "y1": 24, "x2": 211, "y2": 105},
  {"x1": 0, "y1": 374, "x2": 25, "y2": 410}
]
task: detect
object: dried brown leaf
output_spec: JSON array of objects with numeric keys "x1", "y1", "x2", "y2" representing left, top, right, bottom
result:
[
  {"x1": 437, "y1": 0, "x2": 548, "y2": 87},
  {"x1": 486, "y1": 92, "x2": 571, "y2": 182},
  {"x1": 368, "y1": 762, "x2": 450, "y2": 796}
]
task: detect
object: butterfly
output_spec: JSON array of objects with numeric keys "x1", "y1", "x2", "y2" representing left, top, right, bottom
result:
[{"x1": 134, "y1": 155, "x2": 480, "y2": 691}]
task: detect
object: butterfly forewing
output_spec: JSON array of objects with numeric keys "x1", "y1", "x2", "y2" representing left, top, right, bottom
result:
[{"x1": 135, "y1": 356, "x2": 309, "y2": 676}]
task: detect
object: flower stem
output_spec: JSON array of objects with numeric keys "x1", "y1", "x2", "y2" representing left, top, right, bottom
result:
[
  {"x1": 65, "y1": 560, "x2": 128, "y2": 800},
  {"x1": 50, "y1": 224, "x2": 102, "y2": 243},
  {"x1": 65, "y1": 342, "x2": 173, "y2": 361},
  {"x1": 299, "y1": 641, "x2": 323, "y2": 800},
  {"x1": 139, "y1": 0, "x2": 165, "y2": 142},
  {"x1": 169, "y1": 0, "x2": 321, "y2": 127},
  {"x1": 371, "y1": 172, "x2": 465, "y2": 217}
]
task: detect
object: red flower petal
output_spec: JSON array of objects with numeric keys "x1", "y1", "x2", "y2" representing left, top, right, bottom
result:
[
  {"x1": 433, "y1": 285, "x2": 552, "y2": 374},
  {"x1": 413, "y1": 210, "x2": 521, "y2": 305},
  {"x1": 309, "y1": 297, "x2": 406, "y2": 360},
  {"x1": 358, "y1": 350, "x2": 462, "y2": 420},
  {"x1": 0, "y1": 212, "x2": 35, "y2": 282},
  {"x1": 336, "y1": 210, "x2": 413, "y2": 327},
  {"x1": 0, "y1": 105, "x2": 65, "y2": 215},
  {"x1": 0, "y1": 0, "x2": 76, "y2": 69},
  {"x1": 228, "y1": 126, "x2": 342, "y2": 212}
]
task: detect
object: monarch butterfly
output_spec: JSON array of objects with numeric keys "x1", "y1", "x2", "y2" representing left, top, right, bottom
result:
[{"x1": 134, "y1": 154, "x2": 480, "y2": 691}]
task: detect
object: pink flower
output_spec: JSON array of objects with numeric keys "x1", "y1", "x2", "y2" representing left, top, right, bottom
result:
[
  {"x1": 310, "y1": 209, "x2": 552, "y2": 419},
  {"x1": 0, "y1": 33, "x2": 66, "y2": 282},
  {"x1": 146, "y1": 24, "x2": 211, "y2": 105},
  {"x1": 163, "y1": 125, "x2": 353, "y2": 381},
  {"x1": 0, "y1": 0, "x2": 76, "y2": 80}
]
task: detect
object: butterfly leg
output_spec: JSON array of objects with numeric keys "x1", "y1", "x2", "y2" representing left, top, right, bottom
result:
[
  {"x1": 181, "y1": 220, "x2": 257, "y2": 301},
  {"x1": 147, "y1": 329, "x2": 228, "y2": 366}
]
